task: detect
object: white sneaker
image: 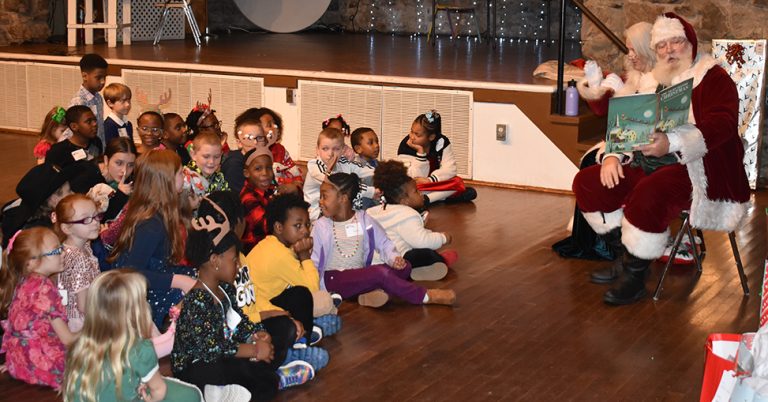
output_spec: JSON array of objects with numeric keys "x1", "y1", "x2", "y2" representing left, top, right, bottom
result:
[{"x1": 203, "y1": 384, "x2": 251, "y2": 402}]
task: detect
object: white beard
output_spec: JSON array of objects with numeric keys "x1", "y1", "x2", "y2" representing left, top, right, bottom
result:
[{"x1": 653, "y1": 52, "x2": 694, "y2": 87}]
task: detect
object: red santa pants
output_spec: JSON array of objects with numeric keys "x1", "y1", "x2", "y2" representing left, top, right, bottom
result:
[{"x1": 572, "y1": 163, "x2": 692, "y2": 257}]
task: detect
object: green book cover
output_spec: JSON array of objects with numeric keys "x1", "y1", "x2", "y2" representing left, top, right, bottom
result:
[{"x1": 605, "y1": 78, "x2": 693, "y2": 153}]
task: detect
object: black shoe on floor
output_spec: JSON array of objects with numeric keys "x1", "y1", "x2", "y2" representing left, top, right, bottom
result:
[
  {"x1": 603, "y1": 275, "x2": 648, "y2": 305},
  {"x1": 590, "y1": 260, "x2": 622, "y2": 284},
  {"x1": 446, "y1": 187, "x2": 477, "y2": 203}
]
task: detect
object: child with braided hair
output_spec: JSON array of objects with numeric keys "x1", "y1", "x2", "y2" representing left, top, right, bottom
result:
[{"x1": 367, "y1": 160, "x2": 458, "y2": 281}]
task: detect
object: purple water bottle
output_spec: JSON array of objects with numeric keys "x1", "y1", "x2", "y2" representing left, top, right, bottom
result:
[{"x1": 565, "y1": 79, "x2": 579, "y2": 116}]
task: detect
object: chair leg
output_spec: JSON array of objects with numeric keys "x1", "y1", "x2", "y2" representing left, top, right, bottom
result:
[
  {"x1": 653, "y1": 216, "x2": 689, "y2": 301},
  {"x1": 686, "y1": 222, "x2": 703, "y2": 274},
  {"x1": 154, "y1": 6, "x2": 170, "y2": 45},
  {"x1": 448, "y1": 11, "x2": 457, "y2": 39},
  {"x1": 429, "y1": 0, "x2": 437, "y2": 45},
  {"x1": 472, "y1": 11, "x2": 482, "y2": 43},
  {"x1": 729, "y1": 231, "x2": 750, "y2": 296},
  {"x1": 696, "y1": 229, "x2": 706, "y2": 257},
  {"x1": 181, "y1": 2, "x2": 201, "y2": 46}
]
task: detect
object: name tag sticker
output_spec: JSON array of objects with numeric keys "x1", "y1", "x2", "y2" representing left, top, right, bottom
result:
[
  {"x1": 345, "y1": 223, "x2": 362, "y2": 237},
  {"x1": 71, "y1": 149, "x2": 87, "y2": 161},
  {"x1": 118, "y1": 127, "x2": 128, "y2": 138},
  {"x1": 59, "y1": 288, "x2": 68, "y2": 306}
]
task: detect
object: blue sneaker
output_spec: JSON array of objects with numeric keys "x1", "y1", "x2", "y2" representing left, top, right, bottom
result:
[
  {"x1": 310, "y1": 325, "x2": 323, "y2": 345},
  {"x1": 313, "y1": 314, "x2": 342, "y2": 338},
  {"x1": 278, "y1": 360, "x2": 314, "y2": 390},
  {"x1": 283, "y1": 346, "x2": 330, "y2": 371}
]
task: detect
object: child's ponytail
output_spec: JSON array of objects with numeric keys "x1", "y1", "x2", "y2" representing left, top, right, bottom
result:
[
  {"x1": 373, "y1": 160, "x2": 412, "y2": 206},
  {"x1": 327, "y1": 172, "x2": 361, "y2": 202},
  {"x1": 414, "y1": 109, "x2": 442, "y2": 138}
]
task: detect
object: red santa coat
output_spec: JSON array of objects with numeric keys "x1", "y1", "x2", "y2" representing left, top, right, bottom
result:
[{"x1": 666, "y1": 54, "x2": 750, "y2": 231}]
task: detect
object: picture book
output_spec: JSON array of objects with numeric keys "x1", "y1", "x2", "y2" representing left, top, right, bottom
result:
[{"x1": 605, "y1": 78, "x2": 693, "y2": 153}]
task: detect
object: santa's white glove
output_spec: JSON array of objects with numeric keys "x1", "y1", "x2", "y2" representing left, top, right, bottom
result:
[
  {"x1": 583, "y1": 60, "x2": 603, "y2": 89},
  {"x1": 600, "y1": 73, "x2": 624, "y2": 92}
]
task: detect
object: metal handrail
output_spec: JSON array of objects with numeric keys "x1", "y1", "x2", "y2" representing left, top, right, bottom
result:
[{"x1": 555, "y1": 0, "x2": 628, "y2": 115}]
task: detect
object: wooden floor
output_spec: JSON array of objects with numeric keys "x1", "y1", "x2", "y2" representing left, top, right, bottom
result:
[
  {"x1": 0, "y1": 32, "x2": 582, "y2": 86},
  {"x1": 1, "y1": 132, "x2": 766, "y2": 401}
]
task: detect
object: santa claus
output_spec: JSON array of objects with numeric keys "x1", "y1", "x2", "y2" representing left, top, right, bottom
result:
[{"x1": 571, "y1": 12, "x2": 751, "y2": 305}]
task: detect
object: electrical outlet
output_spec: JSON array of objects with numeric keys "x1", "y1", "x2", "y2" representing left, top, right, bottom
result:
[
  {"x1": 496, "y1": 124, "x2": 507, "y2": 142},
  {"x1": 286, "y1": 88, "x2": 296, "y2": 104}
]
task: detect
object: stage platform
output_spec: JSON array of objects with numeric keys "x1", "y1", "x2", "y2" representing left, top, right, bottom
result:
[{"x1": 0, "y1": 32, "x2": 599, "y2": 192}]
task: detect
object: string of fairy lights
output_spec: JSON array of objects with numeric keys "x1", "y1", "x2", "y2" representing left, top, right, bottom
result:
[{"x1": 364, "y1": 0, "x2": 581, "y2": 42}]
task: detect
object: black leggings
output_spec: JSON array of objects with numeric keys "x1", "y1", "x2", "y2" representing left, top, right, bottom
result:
[
  {"x1": 404, "y1": 248, "x2": 445, "y2": 268},
  {"x1": 260, "y1": 315, "x2": 297, "y2": 367},
  {"x1": 270, "y1": 286, "x2": 313, "y2": 343},
  {"x1": 176, "y1": 357, "x2": 278, "y2": 401}
]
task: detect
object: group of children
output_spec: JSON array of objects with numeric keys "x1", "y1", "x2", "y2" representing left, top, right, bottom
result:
[{"x1": 0, "y1": 53, "x2": 477, "y2": 401}]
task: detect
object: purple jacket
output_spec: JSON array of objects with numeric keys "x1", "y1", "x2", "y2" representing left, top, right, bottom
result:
[{"x1": 311, "y1": 210, "x2": 401, "y2": 289}]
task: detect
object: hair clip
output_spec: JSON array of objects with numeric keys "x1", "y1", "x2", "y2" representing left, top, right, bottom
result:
[
  {"x1": 52, "y1": 107, "x2": 66, "y2": 124},
  {"x1": 425, "y1": 110, "x2": 435, "y2": 123},
  {"x1": 191, "y1": 197, "x2": 230, "y2": 247},
  {"x1": 193, "y1": 89, "x2": 215, "y2": 125},
  {"x1": 6, "y1": 230, "x2": 21, "y2": 254}
]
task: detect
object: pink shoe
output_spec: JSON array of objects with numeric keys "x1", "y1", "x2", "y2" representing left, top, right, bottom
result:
[{"x1": 440, "y1": 250, "x2": 459, "y2": 268}]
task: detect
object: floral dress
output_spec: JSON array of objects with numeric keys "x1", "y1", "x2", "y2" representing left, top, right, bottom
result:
[{"x1": 1, "y1": 274, "x2": 67, "y2": 390}]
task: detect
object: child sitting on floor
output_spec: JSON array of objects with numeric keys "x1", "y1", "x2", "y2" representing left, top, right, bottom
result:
[
  {"x1": 304, "y1": 128, "x2": 375, "y2": 220},
  {"x1": 367, "y1": 160, "x2": 458, "y2": 281},
  {"x1": 46, "y1": 105, "x2": 102, "y2": 167},
  {"x1": 350, "y1": 127, "x2": 380, "y2": 168},
  {"x1": 311, "y1": 173, "x2": 456, "y2": 308},
  {"x1": 397, "y1": 110, "x2": 476, "y2": 206},
  {"x1": 322, "y1": 114, "x2": 356, "y2": 161},
  {"x1": 163, "y1": 112, "x2": 191, "y2": 165},
  {"x1": 172, "y1": 197, "x2": 315, "y2": 400},
  {"x1": 222, "y1": 111, "x2": 268, "y2": 195},
  {"x1": 62, "y1": 270, "x2": 202, "y2": 402},
  {"x1": 247, "y1": 193, "x2": 341, "y2": 344},
  {"x1": 0, "y1": 227, "x2": 78, "y2": 390},
  {"x1": 53, "y1": 194, "x2": 103, "y2": 332},
  {"x1": 239, "y1": 147, "x2": 276, "y2": 254},
  {"x1": 186, "y1": 131, "x2": 229, "y2": 193},
  {"x1": 135, "y1": 111, "x2": 164, "y2": 155},
  {"x1": 34, "y1": 106, "x2": 67, "y2": 164}
]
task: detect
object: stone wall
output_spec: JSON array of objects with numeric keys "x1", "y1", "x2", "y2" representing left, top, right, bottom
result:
[
  {"x1": 580, "y1": 0, "x2": 768, "y2": 73},
  {"x1": 0, "y1": 0, "x2": 50, "y2": 46}
]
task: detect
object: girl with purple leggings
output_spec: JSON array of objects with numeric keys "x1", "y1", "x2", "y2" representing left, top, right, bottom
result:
[{"x1": 310, "y1": 172, "x2": 456, "y2": 308}]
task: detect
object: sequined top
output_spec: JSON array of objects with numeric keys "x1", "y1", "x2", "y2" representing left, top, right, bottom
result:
[
  {"x1": 171, "y1": 282, "x2": 264, "y2": 375},
  {"x1": 59, "y1": 243, "x2": 100, "y2": 321}
]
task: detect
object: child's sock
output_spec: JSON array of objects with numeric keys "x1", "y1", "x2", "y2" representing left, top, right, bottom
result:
[{"x1": 204, "y1": 384, "x2": 251, "y2": 402}]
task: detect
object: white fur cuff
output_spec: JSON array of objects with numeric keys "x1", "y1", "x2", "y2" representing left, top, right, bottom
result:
[
  {"x1": 621, "y1": 217, "x2": 670, "y2": 260},
  {"x1": 582, "y1": 209, "x2": 623, "y2": 234},
  {"x1": 577, "y1": 78, "x2": 609, "y2": 101},
  {"x1": 667, "y1": 124, "x2": 707, "y2": 164}
]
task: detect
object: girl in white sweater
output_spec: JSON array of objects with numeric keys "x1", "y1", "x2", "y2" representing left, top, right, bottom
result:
[{"x1": 367, "y1": 160, "x2": 458, "y2": 281}]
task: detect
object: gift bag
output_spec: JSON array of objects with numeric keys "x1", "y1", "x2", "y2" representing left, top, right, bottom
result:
[{"x1": 702, "y1": 333, "x2": 742, "y2": 402}]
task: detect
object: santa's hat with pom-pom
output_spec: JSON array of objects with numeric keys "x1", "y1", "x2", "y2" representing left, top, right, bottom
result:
[{"x1": 651, "y1": 12, "x2": 697, "y2": 59}]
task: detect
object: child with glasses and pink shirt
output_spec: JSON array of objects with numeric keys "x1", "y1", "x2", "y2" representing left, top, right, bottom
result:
[{"x1": 53, "y1": 193, "x2": 103, "y2": 332}]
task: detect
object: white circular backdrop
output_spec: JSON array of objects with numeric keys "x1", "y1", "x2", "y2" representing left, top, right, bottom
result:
[{"x1": 232, "y1": 0, "x2": 332, "y2": 33}]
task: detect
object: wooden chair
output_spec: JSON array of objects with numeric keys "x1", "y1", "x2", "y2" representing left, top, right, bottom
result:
[
  {"x1": 428, "y1": 0, "x2": 482, "y2": 44},
  {"x1": 652, "y1": 211, "x2": 749, "y2": 300},
  {"x1": 153, "y1": 0, "x2": 201, "y2": 47},
  {"x1": 67, "y1": 0, "x2": 132, "y2": 47}
]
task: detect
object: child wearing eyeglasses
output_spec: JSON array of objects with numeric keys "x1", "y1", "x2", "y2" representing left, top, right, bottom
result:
[
  {"x1": 136, "y1": 111, "x2": 165, "y2": 155},
  {"x1": 221, "y1": 112, "x2": 268, "y2": 195},
  {"x1": 53, "y1": 193, "x2": 103, "y2": 332},
  {"x1": 0, "y1": 227, "x2": 79, "y2": 390}
]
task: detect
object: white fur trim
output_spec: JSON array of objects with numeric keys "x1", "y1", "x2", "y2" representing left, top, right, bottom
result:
[
  {"x1": 667, "y1": 124, "x2": 707, "y2": 164},
  {"x1": 651, "y1": 16, "x2": 686, "y2": 49},
  {"x1": 672, "y1": 54, "x2": 718, "y2": 88},
  {"x1": 621, "y1": 217, "x2": 670, "y2": 259},
  {"x1": 577, "y1": 78, "x2": 609, "y2": 100},
  {"x1": 582, "y1": 209, "x2": 623, "y2": 234},
  {"x1": 690, "y1": 198, "x2": 749, "y2": 232}
]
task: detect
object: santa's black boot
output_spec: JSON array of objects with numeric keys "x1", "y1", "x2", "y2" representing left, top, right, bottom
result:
[
  {"x1": 590, "y1": 227, "x2": 624, "y2": 284},
  {"x1": 603, "y1": 252, "x2": 650, "y2": 305}
]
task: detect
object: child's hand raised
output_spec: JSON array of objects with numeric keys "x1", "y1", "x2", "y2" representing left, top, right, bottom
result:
[
  {"x1": 391, "y1": 256, "x2": 407, "y2": 270},
  {"x1": 324, "y1": 154, "x2": 339, "y2": 173},
  {"x1": 117, "y1": 174, "x2": 133, "y2": 195},
  {"x1": 253, "y1": 330, "x2": 271, "y2": 344},
  {"x1": 292, "y1": 238, "x2": 313, "y2": 261}
]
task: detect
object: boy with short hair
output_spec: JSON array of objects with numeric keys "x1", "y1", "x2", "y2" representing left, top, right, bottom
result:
[
  {"x1": 186, "y1": 131, "x2": 229, "y2": 193},
  {"x1": 162, "y1": 112, "x2": 191, "y2": 165},
  {"x1": 69, "y1": 53, "x2": 108, "y2": 148},
  {"x1": 350, "y1": 127, "x2": 380, "y2": 168},
  {"x1": 46, "y1": 105, "x2": 102, "y2": 167},
  {"x1": 103, "y1": 83, "x2": 133, "y2": 143},
  {"x1": 303, "y1": 128, "x2": 374, "y2": 221}
]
